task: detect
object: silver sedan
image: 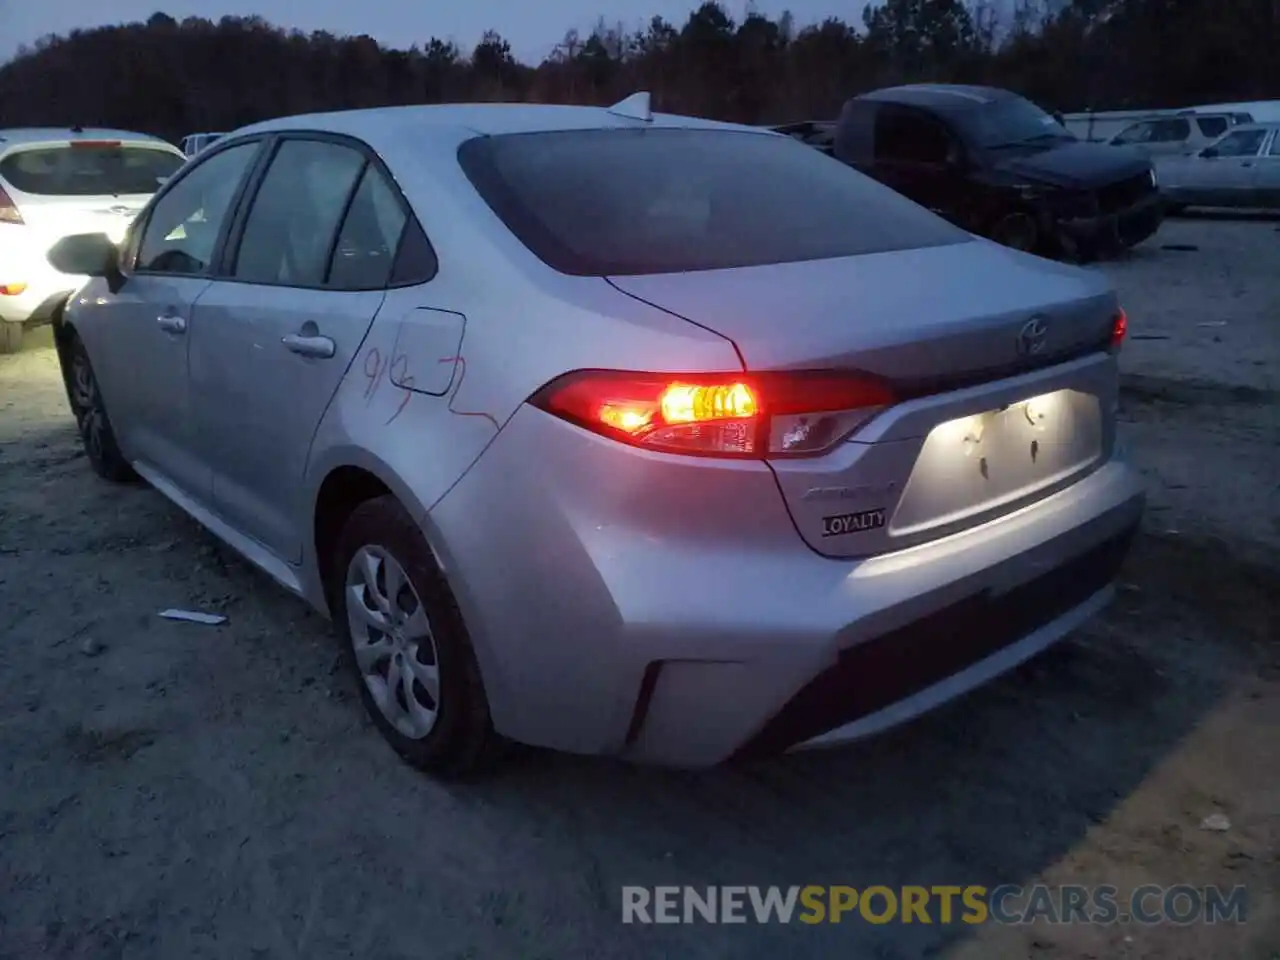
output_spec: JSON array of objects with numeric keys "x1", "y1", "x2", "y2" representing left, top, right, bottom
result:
[
  {"x1": 1156, "y1": 122, "x2": 1280, "y2": 211},
  {"x1": 47, "y1": 94, "x2": 1145, "y2": 776}
]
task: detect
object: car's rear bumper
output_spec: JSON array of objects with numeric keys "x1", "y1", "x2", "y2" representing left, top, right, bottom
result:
[
  {"x1": 0, "y1": 285, "x2": 75, "y2": 326},
  {"x1": 427, "y1": 404, "x2": 1145, "y2": 768}
]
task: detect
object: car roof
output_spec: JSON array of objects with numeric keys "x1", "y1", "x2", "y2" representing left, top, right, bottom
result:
[
  {"x1": 856, "y1": 84, "x2": 1020, "y2": 113},
  {"x1": 0, "y1": 127, "x2": 176, "y2": 149},
  {"x1": 230, "y1": 101, "x2": 766, "y2": 146}
]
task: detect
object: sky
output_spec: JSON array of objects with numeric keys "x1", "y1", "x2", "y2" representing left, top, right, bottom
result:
[{"x1": 1, "y1": 0, "x2": 873, "y2": 66}]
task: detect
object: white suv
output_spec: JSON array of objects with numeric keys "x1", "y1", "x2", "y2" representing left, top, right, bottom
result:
[{"x1": 0, "y1": 127, "x2": 186, "y2": 352}]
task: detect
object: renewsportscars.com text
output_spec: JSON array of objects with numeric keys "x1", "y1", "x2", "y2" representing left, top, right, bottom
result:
[{"x1": 621, "y1": 884, "x2": 1248, "y2": 925}]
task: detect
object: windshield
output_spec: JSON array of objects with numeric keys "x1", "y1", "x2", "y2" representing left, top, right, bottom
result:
[
  {"x1": 457, "y1": 128, "x2": 968, "y2": 276},
  {"x1": 0, "y1": 143, "x2": 184, "y2": 197},
  {"x1": 960, "y1": 97, "x2": 1076, "y2": 149}
]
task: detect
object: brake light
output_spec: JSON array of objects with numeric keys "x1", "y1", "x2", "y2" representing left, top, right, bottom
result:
[
  {"x1": 0, "y1": 186, "x2": 22, "y2": 225},
  {"x1": 69, "y1": 140, "x2": 122, "y2": 149},
  {"x1": 1110, "y1": 307, "x2": 1128, "y2": 351},
  {"x1": 530, "y1": 370, "x2": 895, "y2": 458}
]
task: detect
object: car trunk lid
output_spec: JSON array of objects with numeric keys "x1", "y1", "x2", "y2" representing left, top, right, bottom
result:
[
  {"x1": 607, "y1": 239, "x2": 1122, "y2": 557},
  {"x1": 607, "y1": 239, "x2": 1118, "y2": 392}
]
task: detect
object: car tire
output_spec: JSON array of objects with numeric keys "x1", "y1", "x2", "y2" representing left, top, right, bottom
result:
[
  {"x1": 0, "y1": 322, "x2": 21, "y2": 354},
  {"x1": 1164, "y1": 203, "x2": 1187, "y2": 217},
  {"x1": 331, "y1": 494, "x2": 503, "y2": 778},
  {"x1": 66, "y1": 335, "x2": 138, "y2": 483},
  {"x1": 990, "y1": 211, "x2": 1040, "y2": 253}
]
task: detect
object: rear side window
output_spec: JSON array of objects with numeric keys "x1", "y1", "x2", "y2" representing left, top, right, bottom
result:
[
  {"x1": 233, "y1": 139, "x2": 366, "y2": 287},
  {"x1": 1196, "y1": 117, "x2": 1229, "y2": 138},
  {"x1": 0, "y1": 143, "x2": 184, "y2": 196},
  {"x1": 458, "y1": 128, "x2": 967, "y2": 277},
  {"x1": 327, "y1": 165, "x2": 408, "y2": 289},
  {"x1": 873, "y1": 108, "x2": 955, "y2": 164}
]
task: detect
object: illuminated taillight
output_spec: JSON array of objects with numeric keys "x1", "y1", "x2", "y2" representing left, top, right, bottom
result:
[
  {"x1": 1110, "y1": 307, "x2": 1128, "y2": 351},
  {"x1": 530, "y1": 370, "x2": 895, "y2": 458},
  {"x1": 0, "y1": 186, "x2": 22, "y2": 225},
  {"x1": 0, "y1": 283, "x2": 27, "y2": 296}
]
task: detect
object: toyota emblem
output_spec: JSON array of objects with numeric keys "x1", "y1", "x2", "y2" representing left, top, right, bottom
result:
[{"x1": 1016, "y1": 316, "x2": 1048, "y2": 357}]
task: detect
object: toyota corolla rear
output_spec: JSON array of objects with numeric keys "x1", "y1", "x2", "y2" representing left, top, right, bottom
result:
[{"x1": 426, "y1": 121, "x2": 1145, "y2": 768}]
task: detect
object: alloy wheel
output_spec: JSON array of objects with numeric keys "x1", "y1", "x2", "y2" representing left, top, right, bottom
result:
[{"x1": 345, "y1": 545, "x2": 441, "y2": 739}]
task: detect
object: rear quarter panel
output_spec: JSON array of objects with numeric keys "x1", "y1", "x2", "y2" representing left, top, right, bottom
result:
[{"x1": 298, "y1": 125, "x2": 742, "y2": 596}]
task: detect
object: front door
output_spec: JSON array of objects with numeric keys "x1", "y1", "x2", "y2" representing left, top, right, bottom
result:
[
  {"x1": 88, "y1": 140, "x2": 261, "y2": 499},
  {"x1": 1187, "y1": 127, "x2": 1269, "y2": 206},
  {"x1": 191, "y1": 137, "x2": 409, "y2": 563}
]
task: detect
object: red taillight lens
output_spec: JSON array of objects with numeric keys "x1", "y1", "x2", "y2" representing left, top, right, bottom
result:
[
  {"x1": 1110, "y1": 307, "x2": 1127, "y2": 351},
  {"x1": 0, "y1": 186, "x2": 22, "y2": 225},
  {"x1": 530, "y1": 370, "x2": 895, "y2": 458}
]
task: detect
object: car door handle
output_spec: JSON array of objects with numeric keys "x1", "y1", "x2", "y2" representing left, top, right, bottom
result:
[
  {"x1": 157, "y1": 315, "x2": 186, "y2": 334},
  {"x1": 282, "y1": 333, "x2": 336, "y2": 359}
]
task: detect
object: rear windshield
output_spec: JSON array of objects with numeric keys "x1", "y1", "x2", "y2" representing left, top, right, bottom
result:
[
  {"x1": 0, "y1": 143, "x2": 184, "y2": 197},
  {"x1": 457, "y1": 128, "x2": 968, "y2": 276}
]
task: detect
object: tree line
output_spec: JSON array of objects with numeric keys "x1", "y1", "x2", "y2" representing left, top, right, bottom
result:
[{"x1": 0, "y1": 0, "x2": 1275, "y2": 144}]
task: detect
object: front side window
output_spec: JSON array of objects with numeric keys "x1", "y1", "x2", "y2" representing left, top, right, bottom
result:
[
  {"x1": 1150, "y1": 119, "x2": 1191, "y2": 142},
  {"x1": 135, "y1": 142, "x2": 259, "y2": 275},
  {"x1": 0, "y1": 143, "x2": 184, "y2": 197},
  {"x1": 1113, "y1": 122, "x2": 1154, "y2": 145},
  {"x1": 458, "y1": 127, "x2": 967, "y2": 277},
  {"x1": 1268, "y1": 131, "x2": 1280, "y2": 157},
  {"x1": 1211, "y1": 129, "x2": 1266, "y2": 158},
  {"x1": 232, "y1": 139, "x2": 366, "y2": 287}
]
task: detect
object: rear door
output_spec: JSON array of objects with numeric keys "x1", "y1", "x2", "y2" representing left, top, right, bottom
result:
[{"x1": 190, "y1": 135, "x2": 403, "y2": 563}]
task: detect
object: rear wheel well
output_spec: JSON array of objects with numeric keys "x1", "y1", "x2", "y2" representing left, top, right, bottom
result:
[{"x1": 314, "y1": 467, "x2": 393, "y2": 600}]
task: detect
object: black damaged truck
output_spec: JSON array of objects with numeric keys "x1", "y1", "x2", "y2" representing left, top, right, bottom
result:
[{"x1": 775, "y1": 84, "x2": 1164, "y2": 261}]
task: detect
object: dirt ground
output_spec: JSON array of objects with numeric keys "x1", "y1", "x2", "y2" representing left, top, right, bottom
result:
[{"x1": 1, "y1": 215, "x2": 1277, "y2": 960}]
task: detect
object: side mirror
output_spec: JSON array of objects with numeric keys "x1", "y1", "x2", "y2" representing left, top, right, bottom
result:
[
  {"x1": 48, "y1": 232, "x2": 120, "y2": 278},
  {"x1": 1200, "y1": 146, "x2": 1219, "y2": 159}
]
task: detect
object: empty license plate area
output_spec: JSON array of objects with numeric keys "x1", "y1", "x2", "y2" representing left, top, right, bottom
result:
[{"x1": 889, "y1": 389, "x2": 1103, "y2": 538}]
